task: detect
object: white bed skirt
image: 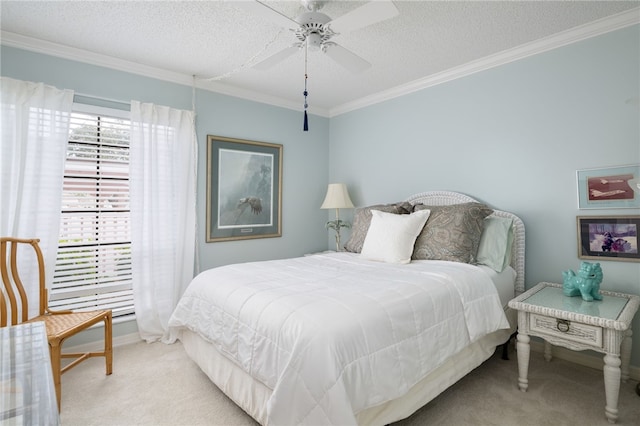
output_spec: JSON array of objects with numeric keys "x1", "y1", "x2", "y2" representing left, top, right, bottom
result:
[{"x1": 180, "y1": 322, "x2": 513, "y2": 426}]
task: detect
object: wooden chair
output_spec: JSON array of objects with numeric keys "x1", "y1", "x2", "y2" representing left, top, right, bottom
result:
[{"x1": 0, "y1": 237, "x2": 112, "y2": 410}]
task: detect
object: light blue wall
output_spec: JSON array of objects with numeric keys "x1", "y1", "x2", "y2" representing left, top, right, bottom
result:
[
  {"x1": 1, "y1": 46, "x2": 331, "y2": 273},
  {"x1": 330, "y1": 25, "x2": 640, "y2": 365},
  {"x1": 2, "y1": 24, "x2": 640, "y2": 366},
  {"x1": 193, "y1": 89, "x2": 330, "y2": 270},
  {"x1": 1, "y1": 46, "x2": 330, "y2": 344}
]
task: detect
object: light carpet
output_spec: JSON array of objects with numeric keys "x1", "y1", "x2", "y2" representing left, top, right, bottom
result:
[{"x1": 60, "y1": 340, "x2": 640, "y2": 425}]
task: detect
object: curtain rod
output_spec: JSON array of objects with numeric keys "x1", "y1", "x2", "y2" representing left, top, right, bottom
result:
[{"x1": 73, "y1": 92, "x2": 131, "y2": 106}]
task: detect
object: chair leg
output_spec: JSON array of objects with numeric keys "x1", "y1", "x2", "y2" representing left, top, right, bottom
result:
[
  {"x1": 104, "y1": 311, "x2": 113, "y2": 375},
  {"x1": 49, "y1": 341, "x2": 62, "y2": 411}
]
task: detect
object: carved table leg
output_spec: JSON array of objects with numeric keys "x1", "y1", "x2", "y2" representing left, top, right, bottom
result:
[
  {"x1": 516, "y1": 333, "x2": 530, "y2": 392},
  {"x1": 620, "y1": 329, "x2": 632, "y2": 382},
  {"x1": 603, "y1": 353, "x2": 621, "y2": 424}
]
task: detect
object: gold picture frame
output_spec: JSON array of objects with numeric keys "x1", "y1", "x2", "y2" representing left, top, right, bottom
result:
[
  {"x1": 577, "y1": 215, "x2": 640, "y2": 262},
  {"x1": 206, "y1": 135, "x2": 282, "y2": 242}
]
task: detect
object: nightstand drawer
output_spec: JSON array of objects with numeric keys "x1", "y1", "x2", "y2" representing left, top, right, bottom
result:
[{"x1": 530, "y1": 313, "x2": 603, "y2": 348}]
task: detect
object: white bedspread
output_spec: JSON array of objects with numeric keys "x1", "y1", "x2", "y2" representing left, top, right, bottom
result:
[{"x1": 168, "y1": 252, "x2": 509, "y2": 426}]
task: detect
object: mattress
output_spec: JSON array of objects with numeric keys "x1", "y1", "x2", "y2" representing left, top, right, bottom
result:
[
  {"x1": 180, "y1": 325, "x2": 511, "y2": 426},
  {"x1": 168, "y1": 252, "x2": 512, "y2": 425},
  {"x1": 477, "y1": 264, "x2": 517, "y2": 308}
]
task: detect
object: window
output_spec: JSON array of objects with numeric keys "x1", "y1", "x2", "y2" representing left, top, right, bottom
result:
[{"x1": 51, "y1": 105, "x2": 134, "y2": 318}]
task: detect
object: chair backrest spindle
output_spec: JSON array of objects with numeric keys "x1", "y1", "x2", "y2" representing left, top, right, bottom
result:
[
  {"x1": 0, "y1": 242, "x2": 8, "y2": 327},
  {"x1": 0, "y1": 238, "x2": 46, "y2": 326}
]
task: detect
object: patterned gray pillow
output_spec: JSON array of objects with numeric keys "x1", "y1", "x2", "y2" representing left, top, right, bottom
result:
[
  {"x1": 343, "y1": 202, "x2": 413, "y2": 253},
  {"x1": 412, "y1": 202, "x2": 493, "y2": 263}
]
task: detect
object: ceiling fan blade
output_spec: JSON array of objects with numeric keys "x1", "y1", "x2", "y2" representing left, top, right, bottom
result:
[
  {"x1": 230, "y1": 0, "x2": 298, "y2": 29},
  {"x1": 328, "y1": 0, "x2": 399, "y2": 34},
  {"x1": 253, "y1": 45, "x2": 300, "y2": 70},
  {"x1": 324, "y1": 43, "x2": 371, "y2": 73}
]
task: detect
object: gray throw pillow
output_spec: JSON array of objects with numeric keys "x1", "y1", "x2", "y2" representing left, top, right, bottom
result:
[
  {"x1": 412, "y1": 202, "x2": 493, "y2": 263},
  {"x1": 343, "y1": 202, "x2": 412, "y2": 253}
]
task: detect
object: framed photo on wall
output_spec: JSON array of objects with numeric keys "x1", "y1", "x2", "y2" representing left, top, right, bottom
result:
[
  {"x1": 206, "y1": 135, "x2": 282, "y2": 242},
  {"x1": 577, "y1": 216, "x2": 640, "y2": 262},
  {"x1": 576, "y1": 164, "x2": 640, "y2": 209}
]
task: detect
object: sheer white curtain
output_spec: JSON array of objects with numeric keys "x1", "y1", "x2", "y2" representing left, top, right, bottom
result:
[
  {"x1": 130, "y1": 101, "x2": 197, "y2": 342},
  {"x1": 1, "y1": 77, "x2": 74, "y2": 315}
]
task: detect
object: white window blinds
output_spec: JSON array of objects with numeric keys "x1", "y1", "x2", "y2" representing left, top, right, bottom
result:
[{"x1": 51, "y1": 106, "x2": 134, "y2": 318}]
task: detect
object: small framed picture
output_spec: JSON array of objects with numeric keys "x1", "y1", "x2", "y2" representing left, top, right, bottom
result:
[
  {"x1": 576, "y1": 164, "x2": 640, "y2": 209},
  {"x1": 577, "y1": 216, "x2": 640, "y2": 262}
]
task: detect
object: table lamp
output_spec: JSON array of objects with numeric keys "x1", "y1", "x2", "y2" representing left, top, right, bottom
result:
[{"x1": 320, "y1": 183, "x2": 354, "y2": 251}]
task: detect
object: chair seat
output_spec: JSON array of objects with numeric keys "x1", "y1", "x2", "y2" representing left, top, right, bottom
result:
[{"x1": 27, "y1": 310, "x2": 111, "y2": 340}]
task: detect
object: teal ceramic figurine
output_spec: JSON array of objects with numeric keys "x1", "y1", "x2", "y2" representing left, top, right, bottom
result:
[{"x1": 562, "y1": 261, "x2": 603, "y2": 302}]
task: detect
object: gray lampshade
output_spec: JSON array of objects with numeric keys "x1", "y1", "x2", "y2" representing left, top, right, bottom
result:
[{"x1": 320, "y1": 183, "x2": 354, "y2": 209}]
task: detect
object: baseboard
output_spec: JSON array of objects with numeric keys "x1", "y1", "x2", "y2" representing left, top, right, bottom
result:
[
  {"x1": 64, "y1": 332, "x2": 142, "y2": 354},
  {"x1": 529, "y1": 340, "x2": 640, "y2": 382}
]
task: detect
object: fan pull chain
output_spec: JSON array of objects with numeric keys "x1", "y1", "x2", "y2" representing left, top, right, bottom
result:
[
  {"x1": 303, "y1": 73, "x2": 309, "y2": 132},
  {"x1": 303, "y1": 39, "x2": 309, "y2": 132}
]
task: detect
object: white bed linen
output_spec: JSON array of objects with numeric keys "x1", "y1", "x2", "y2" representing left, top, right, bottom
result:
[
  {"x1": 168, "y1": 252, "x2": 510, "y2": 426},
  {"x1": 477, "y1": 264, "x2": 517, "y2": 307},
  {"x1": 179, "y1": 326, "x2": 511, "y2": 426}
]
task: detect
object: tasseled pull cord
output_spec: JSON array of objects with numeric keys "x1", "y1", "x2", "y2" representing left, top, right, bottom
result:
[
  {"x1": 303, "y1": 38, "x2": 309, "y2": 132},
  {"x1": 303, "y1": 73, "x2": 309, "y2": 131}
]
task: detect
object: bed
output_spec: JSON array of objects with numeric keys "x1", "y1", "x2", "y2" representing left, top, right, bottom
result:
[{"x1": 168, "y1": 191, "x2": 525, "y2": 425}]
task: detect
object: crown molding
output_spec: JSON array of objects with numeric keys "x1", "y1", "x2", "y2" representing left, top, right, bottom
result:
[
  {"x1": 2, "y1": 7, "x2": 638, "y2": 119},
  {"x1": 329, "y1": 7, "x2": 640, "y2": 117},
  {"x1": 1, "y1": 31, "x2": 193, "y2": 85},
  {"x1": 0, "y1": 30, "x2": 330, "y2": 117}
]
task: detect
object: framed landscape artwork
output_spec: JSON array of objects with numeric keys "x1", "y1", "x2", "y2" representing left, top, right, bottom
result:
[
  {"x1": 206, "y1": 135, "x2": 282, "y2": 242},
  {"x1": 577, "y1": 216, "x2": 640, "y2": 262},
  {"x1": 576, "y1": 164, "x2": 640, "y2": 209}
]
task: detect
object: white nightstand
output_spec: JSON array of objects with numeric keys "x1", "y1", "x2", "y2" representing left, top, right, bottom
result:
[{"x1": 508, "y1": 282, "x2": 640, "y2": 424}]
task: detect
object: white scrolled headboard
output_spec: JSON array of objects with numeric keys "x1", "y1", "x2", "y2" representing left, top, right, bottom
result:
[{"x1": 405, "y1": 191, "x2": 525, "y2": 295}]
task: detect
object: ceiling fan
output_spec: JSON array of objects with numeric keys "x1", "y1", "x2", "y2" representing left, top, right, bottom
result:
[
  {"x1": 242, "y1": 0, "x2": 400, "y2": 73},
  {"x1": 235, "y1": 0, "x2": 399, "y2": 131}
]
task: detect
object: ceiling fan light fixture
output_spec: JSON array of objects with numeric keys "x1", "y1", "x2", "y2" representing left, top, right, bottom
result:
[
  {"x1": 302, "y1": 0, "x2": 325, "y2": 12},
  {"x1": 306, "y1": 32, "x2": 322, "y2": 51}
]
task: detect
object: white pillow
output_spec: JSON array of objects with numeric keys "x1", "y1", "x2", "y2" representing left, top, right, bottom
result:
[
  {"x1": 361, "y1": 209, "x2": 431, "y2": 264},
  {"x1": 476, "y1": 216, "x2": 514, "y2": 272}
]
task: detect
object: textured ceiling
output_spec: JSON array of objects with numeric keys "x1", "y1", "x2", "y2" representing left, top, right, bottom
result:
[{"x1": 2, "y1": 1, "x2": 639, "y2": 116}]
